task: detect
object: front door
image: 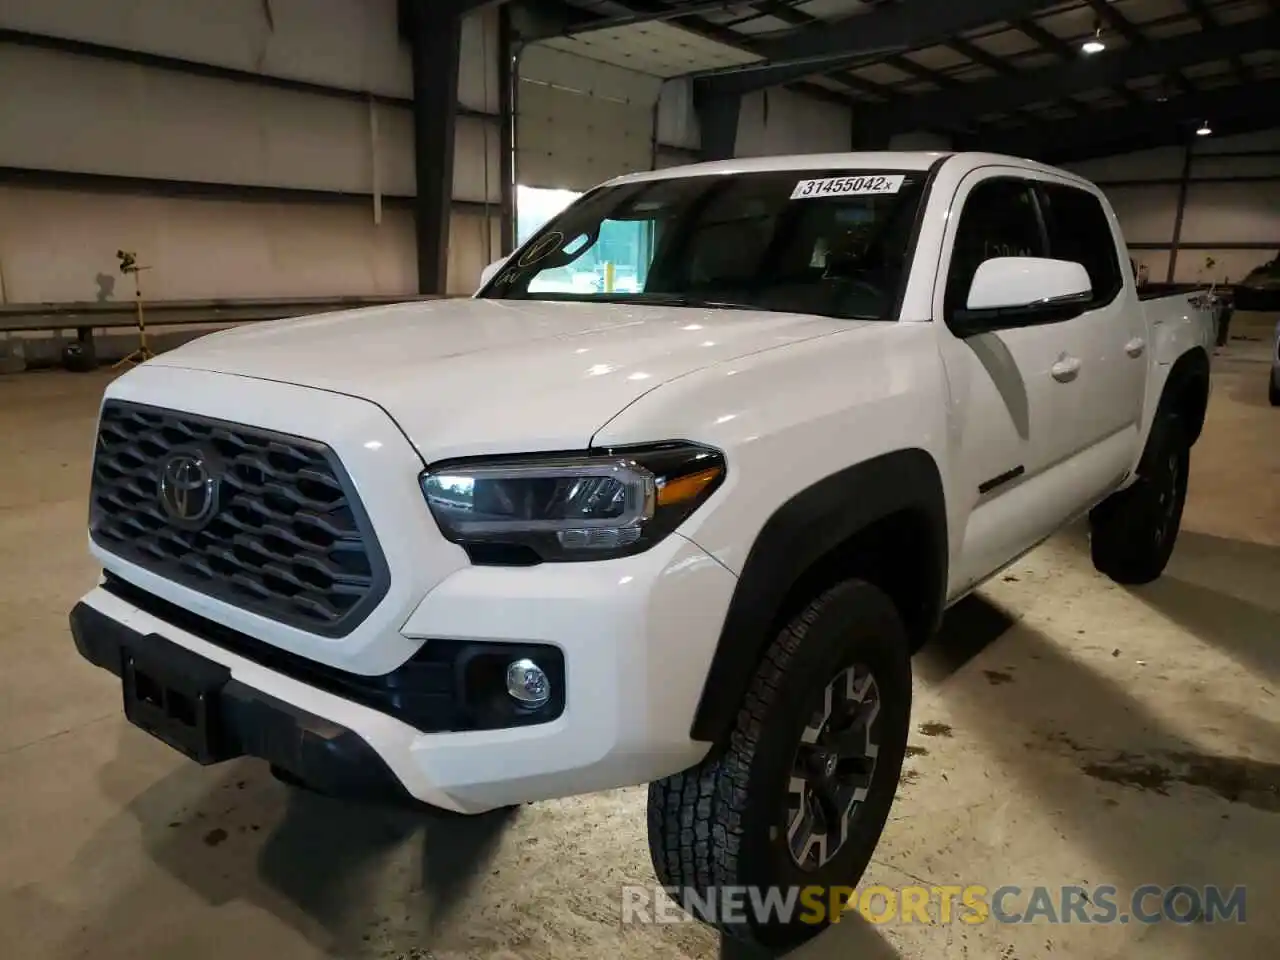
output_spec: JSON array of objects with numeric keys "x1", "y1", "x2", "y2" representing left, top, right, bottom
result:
[{"x1": 934, "y1": 170, "x2": 1092, "y2": 597}]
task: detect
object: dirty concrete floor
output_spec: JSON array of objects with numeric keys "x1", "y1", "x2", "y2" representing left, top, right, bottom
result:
[{"x1": 1, "y1": 347, "x2": 1277, "y2": 960}]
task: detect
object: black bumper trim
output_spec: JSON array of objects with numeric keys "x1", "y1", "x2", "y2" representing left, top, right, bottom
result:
[
  {"x1": 70, "y1": 600, "x2": 416, "y2": 805},
  {"x1": 98, "y1": 572, "x2": 566, "y2": 733}
]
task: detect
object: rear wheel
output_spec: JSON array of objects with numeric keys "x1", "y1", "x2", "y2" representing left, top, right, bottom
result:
[
  {"x1": 1269, "y1": 372, "x2": 1279, "y2": 407},
  {"x1": 648, "y1": 579, "x2": 911, "y2": 949},
  {"x1": 1090, "y1": 415, "x2": 1189, "y2": 585}
]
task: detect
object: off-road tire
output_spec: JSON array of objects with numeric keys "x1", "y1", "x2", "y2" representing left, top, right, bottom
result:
[
  {"x1": 647, "y1": 579, "x2": 912, "y2": 950},
  {"x1": 1089, "y1": 414, "x2": 1190, "y2": 585},
  {"x1": 1269, "y1": 373, "x2": 1279, "y2": 407}
]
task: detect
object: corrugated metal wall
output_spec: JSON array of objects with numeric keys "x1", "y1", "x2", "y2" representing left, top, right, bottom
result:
[
  {"x1": 734, "y1": 87, "x2": 854, "y2": 158},
  {"x1": 0, "y1": 0, "x2": 502, "y2": 300},
  {"x1": 1065, "y1": 129, "x2": 1280, "y2": 285}
]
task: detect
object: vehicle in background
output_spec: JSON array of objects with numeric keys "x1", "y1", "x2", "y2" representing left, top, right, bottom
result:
[
  {"x1": 1271, "y1": 318, "x2": 1280, "y2": 406},
  {"x1": 70, "y1": 152, "x2": 1215, "y2": 949},
  {"x1": 1235, "y1": 252, "x2": 1280, "y2": 313}
]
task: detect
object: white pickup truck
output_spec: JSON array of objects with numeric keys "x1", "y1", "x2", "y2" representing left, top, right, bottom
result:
[{"x1": 72, "y1": 152, "x2": 1213, "y2": 947}]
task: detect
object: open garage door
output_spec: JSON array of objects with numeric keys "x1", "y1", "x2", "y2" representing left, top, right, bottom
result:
[{"x1": 516, "y1": 44, "x2": 662, "y2": 193}]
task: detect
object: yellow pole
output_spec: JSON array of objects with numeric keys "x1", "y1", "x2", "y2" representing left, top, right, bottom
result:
[
  {"x1": 604, "y1": 261, "x2": 616, "y2": 293},
  {"x1": 113, "y1": 262, "x2": 154, "y2": 368}
]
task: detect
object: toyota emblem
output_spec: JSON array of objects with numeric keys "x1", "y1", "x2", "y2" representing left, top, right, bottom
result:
[{"x1": 158, "y1": 452, "x2": 220, "y2": 528}]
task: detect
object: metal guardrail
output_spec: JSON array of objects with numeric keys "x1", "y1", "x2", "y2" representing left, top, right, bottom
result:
[{"x1": 0, "y1": 295, "x2": 445, "y2": 334}]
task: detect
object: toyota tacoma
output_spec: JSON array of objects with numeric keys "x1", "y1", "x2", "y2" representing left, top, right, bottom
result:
[{"x1": 71, "y1": 152, "x2": 1215, "y2": 947}]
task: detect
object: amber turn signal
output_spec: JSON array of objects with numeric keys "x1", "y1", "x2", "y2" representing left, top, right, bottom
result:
[{"x1": 657, "y1": 466, "x2": 724, "y2": 507}]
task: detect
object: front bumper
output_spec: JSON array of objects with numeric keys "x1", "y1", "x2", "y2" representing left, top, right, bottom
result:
[
  {"x1": 71, "y1": 600, "x2": 412, "y2": 804},
  {"x1": 71, "y1": 532, "x2": 738, "y2": 814}
]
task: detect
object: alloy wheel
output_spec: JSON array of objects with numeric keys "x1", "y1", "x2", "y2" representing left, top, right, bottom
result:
[{"x1": 783, "y1": 663, "x2": 882, "y2": 870}]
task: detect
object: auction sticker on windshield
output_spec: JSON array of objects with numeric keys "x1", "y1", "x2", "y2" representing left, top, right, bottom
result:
[{"x1": 791, "y1": 175, "x2": 905, "y2": 200}]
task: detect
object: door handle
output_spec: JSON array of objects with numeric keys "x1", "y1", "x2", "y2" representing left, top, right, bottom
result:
[
  {"x1": 1051, "y1": 354, "x2": 1081, "y2": 382},
  {"x1": 1125, "y1": 337, "x2": 1146, "y2": 358}
]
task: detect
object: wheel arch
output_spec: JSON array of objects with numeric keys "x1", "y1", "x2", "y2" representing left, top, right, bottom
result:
[
  {"x1": 1152, "y1": 347, "x2": 1211, "y2": 452},
  {"x1": 689, "y1": 448, "x2": 948, "y2": 744}
]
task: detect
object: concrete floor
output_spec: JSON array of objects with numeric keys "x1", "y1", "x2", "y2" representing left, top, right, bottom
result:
[{"x1": 1, "y1": 348, "x2": 1277, "y2": 960}]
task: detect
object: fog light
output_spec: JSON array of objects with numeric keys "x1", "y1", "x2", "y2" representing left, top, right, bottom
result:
[{"x1": 506, "y1": 658, "x2": 551, "y2": 708}]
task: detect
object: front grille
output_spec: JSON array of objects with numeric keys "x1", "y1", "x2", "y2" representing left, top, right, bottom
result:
[{"x1": 90, "y1": 400, "x2": 388, "y2": 636}]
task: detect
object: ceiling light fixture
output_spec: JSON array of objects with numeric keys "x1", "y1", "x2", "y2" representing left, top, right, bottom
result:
[
  {"x1": 1082, "y1": 22, "x2": 1106, "y2": 54},
  {"x1": 1196, "y1": 121, "x2": 1213, "y2": 136}
]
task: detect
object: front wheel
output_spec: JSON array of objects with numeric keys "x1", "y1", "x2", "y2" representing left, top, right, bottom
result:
[
  {"x1": 1269, "y1": 372, "x2": 1279, "y2": 407},
  {"x1": 647, "y1": 579, "x2": 912, "y2": 950},
  {"x1": 1090, "y1": 415, "x2": 1190, "y2": 585}
]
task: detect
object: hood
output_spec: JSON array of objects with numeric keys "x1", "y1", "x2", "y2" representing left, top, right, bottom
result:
[{"x1": 150, "y1": 297, "x2": 854, "y2": 461}]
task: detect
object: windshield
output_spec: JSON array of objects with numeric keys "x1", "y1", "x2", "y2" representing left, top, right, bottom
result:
[{"x1": 479, "y1": 170, "x2": 928, "y2": 321}]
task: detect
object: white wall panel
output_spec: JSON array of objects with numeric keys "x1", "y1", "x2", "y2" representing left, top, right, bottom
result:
[
  {"x1": 0, "y1": 187, "x2": 499, "y2": 300},
  {"x1": 656, "y1": 78, "x2": 700, "y2": 151},
  {"x1": 0, "y1": 0, "x2": 414, "y2": 98},
  {"x1": 1192, "y1": 153, "x2": 1280, "y2": 179},
  {"x1": 448, "y1": 211, "x2": 504, "y2": 295},
  {"x1": 0, "y1": 46, "x2": 501, "y2": 204},
  {"x1": 1193, "y1": 128, "x2": 1280, "y2": 154},
  {"x1": 1180, "y1": 182, "x2": 1280, "y2": 245},
  {"x1": 1065, "y1": 146, "x2": 1186, "y2": 181},
  {"x1": 1168, "y1": 249, "x2": 1274, "y2": 285},
  {"x1": 1067, "y1": 129, "x2": 1279, "y2": 285},
  {"x1": 517, "y1": 46, "x2": 660, "y2": 191},
  {"x1": 735, "y1": 88, "x2": 852, "y2": 157},
  {"x1": 459, "y1": 8, "x2": 502, "y2": 116},
  {"x1": 0, "y1": 1, "x2": 499, "y2": 112},
  {"x1": 0, "y1": 187, "x2": 417, "y2": 301},
  {"x1": 1099, "y1": 184, "x2": 1182, "y2": 244},
  {"x1": 1130, "y1": 248, "x2": 1171, "y2": 284},
  {"x1": 453, "y1": 115, "x2": 504, "y2": 204}
]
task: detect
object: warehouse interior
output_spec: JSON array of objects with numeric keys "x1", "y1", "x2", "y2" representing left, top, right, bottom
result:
[{"x1": 1, "y1": 0, "x2": 1278, "y2": 958}]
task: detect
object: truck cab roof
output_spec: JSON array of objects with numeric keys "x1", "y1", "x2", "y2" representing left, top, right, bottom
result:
[{"x1": 606, "y1": 151, "x2": 1091, "y2": 188}]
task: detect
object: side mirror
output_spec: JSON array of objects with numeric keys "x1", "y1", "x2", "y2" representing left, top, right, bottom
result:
[
  {"x1": 953, "y1": 257, "x2": 1092, "y2": 336},
  {"x1": 478, "y1": 256, "x2": 509, "y2": 291}
]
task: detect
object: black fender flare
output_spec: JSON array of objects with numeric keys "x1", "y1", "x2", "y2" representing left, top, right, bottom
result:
[
  {"x1": 1149, "y1": 347, "x2": 1211, "y2": 456},
  {"x1": 690, "y1": 448, "x2": 948, "y2": 743}
]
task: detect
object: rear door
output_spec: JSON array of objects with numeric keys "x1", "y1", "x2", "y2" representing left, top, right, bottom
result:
[{"x1": 1032, "y1": 178, "x2": 1147, "y2": 494}]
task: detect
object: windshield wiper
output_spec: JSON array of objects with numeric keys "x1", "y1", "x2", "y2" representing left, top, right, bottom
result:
[
  {"x1": 572, "y1": 292, "x2": 884, "y2": 319},
  {"x1": 583, "y1": 293, "x2": 760, "y2": 311}
]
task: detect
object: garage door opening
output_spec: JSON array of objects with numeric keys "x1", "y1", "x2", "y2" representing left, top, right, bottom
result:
[{"x1": 516, "y1": 185, "x2": 653, "y2": 294}]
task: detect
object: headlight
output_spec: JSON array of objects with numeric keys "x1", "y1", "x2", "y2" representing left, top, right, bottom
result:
[{"x1": 420, "y1": 443, "x2": 726, "y2": 563}]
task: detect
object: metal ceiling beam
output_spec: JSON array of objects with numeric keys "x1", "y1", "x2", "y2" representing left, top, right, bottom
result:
[
  {"x1": 743, "y1": 0, "x2": 898, "y2": 99},
  {"x1": 1082, "y1": 0, "x2": 1143, "y2": 45},
  {"x1": 1013, "y1": 18, "x2": 1075, "y2": 59},
  {"x1": 884, "y1": 54, "x2": 963, "y2": 88},
  {"x1": 863, "y1": 15, "x2": 1278, "y2": 136},
  {"x1": 1015, "y1": 16, "x2": 1140, "y2": 108},
  {"x1": 694, "y1": 0, "x2": 1061, "y2": 95},
  {"x1": 1185, "y1": 0, "x2": 1255, "y2": 84},
  {"x1": 1084, "y1": 0, "x2": 1194, "y2": 95},
  {"x1": 970, "y1": 78, "x2": 1280, "y2": 161},
  {"x1": 947, "y1": 37, "x2": 1017, "y2": 76},
  {"x1": 559, "y1": 1, "x2": 757, "y2": 35}
]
